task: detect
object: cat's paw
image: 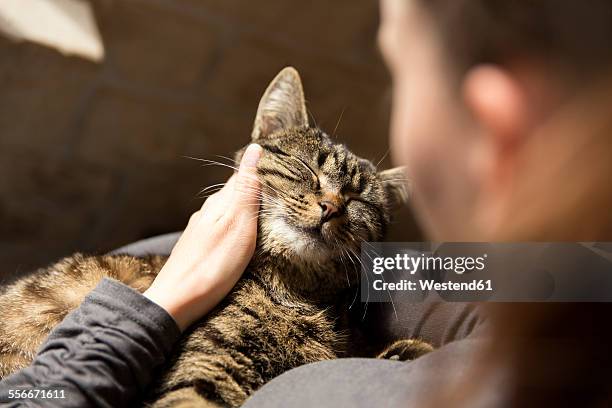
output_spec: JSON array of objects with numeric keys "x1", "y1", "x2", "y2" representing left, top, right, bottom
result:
[{"x1": 377, "y1": 339, "x2": 433, "y2": 361}]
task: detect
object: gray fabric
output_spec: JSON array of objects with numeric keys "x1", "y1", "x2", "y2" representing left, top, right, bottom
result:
[
  {"x1": 243, "y1": 336, "x2": 497, "y2": 408},
  {"x1": 110, "y1": 232, "x2": 181, "y2": 257},
  {"x1": 352, "y1": 297, "x2": 484, "y2": 350},
  {"x1": 0, "y1": 278, "x2": 181, "y2": 407}
]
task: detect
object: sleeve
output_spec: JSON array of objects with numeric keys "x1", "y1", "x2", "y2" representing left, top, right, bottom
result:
[{"x1": 0, "y1": 278, "x2": 181, "y2": 408}]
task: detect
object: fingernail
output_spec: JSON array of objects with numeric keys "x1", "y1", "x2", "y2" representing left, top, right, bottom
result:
[{"x1": 242, "y1": 143, "x2": 262, "y2": 168}]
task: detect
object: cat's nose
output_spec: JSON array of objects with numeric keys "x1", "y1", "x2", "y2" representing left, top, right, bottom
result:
[{"x1": 319, "y1": 201, "x2": 340, "y2": 223}]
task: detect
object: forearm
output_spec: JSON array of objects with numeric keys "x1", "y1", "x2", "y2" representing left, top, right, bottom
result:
[{"x1": 0, "y1": 278, "x2": 181, "y2": 407}]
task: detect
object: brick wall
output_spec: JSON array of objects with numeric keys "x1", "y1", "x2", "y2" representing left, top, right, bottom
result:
[{"x1": 0, "y1": 0, "x2": 421, "y2": 277}]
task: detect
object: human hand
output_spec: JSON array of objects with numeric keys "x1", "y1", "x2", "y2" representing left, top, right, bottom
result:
[{"x1": 144, "y1": 144, "x2": 262, "y2": 331}]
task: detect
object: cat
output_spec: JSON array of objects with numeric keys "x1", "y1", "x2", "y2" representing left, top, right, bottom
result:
[{"x1": 0, "y1": 67, "x2": 432, "y2": 407}]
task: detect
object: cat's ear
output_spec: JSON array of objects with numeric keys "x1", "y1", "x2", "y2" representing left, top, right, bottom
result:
[
  {"x1": 252, "y1": 67, "x2": 309, "y2": 140},
  {"x1": 378, "y1": 167, "x2": 410, "y2": 209}
]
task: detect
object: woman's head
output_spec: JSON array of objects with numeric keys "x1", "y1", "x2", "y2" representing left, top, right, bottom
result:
[
  {"x1": 379, "y1": 3, "x2": 612, "y2": 406},
  {"x1": 379, "y1": 0, "x2": 612, "y2": 240}
]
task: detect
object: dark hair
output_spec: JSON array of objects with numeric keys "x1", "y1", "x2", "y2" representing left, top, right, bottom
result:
[{"x1": 420, "y1": 0, "x2": 612, "y2": 80}]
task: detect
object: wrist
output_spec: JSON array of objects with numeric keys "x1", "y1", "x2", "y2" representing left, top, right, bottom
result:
[
  {"x1": 143, "y1": 284, "x2": 189, "y2": 331},
  {"x1": 144, "y1": 277, "x2": 219, "y2": 331}
]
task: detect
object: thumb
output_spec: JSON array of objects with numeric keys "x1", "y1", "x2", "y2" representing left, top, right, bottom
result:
[{"x1": 231, "y1": 143, "x2": 262, "y2": 215}]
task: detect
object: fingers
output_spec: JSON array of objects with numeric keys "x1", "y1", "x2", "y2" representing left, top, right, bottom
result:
[
  {"x1": 230, "y1": 144, "x2": 262, "y2": 218},
  {"x1": 196, "y1": 176, "x2": 235, "y2": 225},
  {"x1": 200, "y1": 176, "x2": 234, "y2": 210},
  {"x1": 193, "y1": 144, "x2": 261, "y2": 229},
  {"x1": 218, "y1": 175, "x2": 236, "y2": 201}
]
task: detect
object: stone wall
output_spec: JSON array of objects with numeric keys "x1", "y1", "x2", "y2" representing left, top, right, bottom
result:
[{"x1": 0, "y1": 0, "x2": 421, "y2": 277}]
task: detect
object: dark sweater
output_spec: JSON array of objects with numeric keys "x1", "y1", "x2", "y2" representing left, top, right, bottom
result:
[{"x1": 0, "y1": 278, "x2": 181, "y2": 407}]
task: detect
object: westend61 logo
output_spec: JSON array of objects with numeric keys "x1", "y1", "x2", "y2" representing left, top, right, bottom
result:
[
  {"x1": 372, "y1": 253, "x2": 488, "y2": 275},
  {"x1": 367, "y1": 251, "x2": 493, "y2": 296},
  {"x1": 362, "y1": 242, "x2": 612, "y2": 302}
]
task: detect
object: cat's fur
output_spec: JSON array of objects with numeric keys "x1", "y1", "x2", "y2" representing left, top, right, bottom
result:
[{"x1": 0, "y1": 67, "x2": 431, "y2": 407}]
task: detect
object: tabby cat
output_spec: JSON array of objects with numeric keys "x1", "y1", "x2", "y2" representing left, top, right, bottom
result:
[{"x1": 0, "y1": 67, "x2": 431, "y2": 407}]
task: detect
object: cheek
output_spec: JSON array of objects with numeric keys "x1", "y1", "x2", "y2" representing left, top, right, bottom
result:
[
  {"x1": 390, "y1": 76, "x2": 445, "y2": 180},
  {"x1": 389, "y1": 72, "x2": 480, "y2": 238}
]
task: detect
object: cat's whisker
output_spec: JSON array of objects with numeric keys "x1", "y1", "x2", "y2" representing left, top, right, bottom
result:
[
  {"x1": 245, "y1": 205, "x2": 284, "y2": 223},
  {"x1": 246, "y1": 177, "x2": 291, "y2": 201},
  {"x1": 307, "y1": 107, "x2": 318, "y2": 128},
  {"x1": 199, "y1": 189, "x2": 229, "y2": 200},
  {"x1": 354, "y1": 239, "x2": 399, "y2": 321},
  {"x1": 198, "y1": 185, "x2": 285, "y2": 206},
  {"x1": 375, "y1": 148, "x2": 390, "y2": 169},
  {"x1": 233, "y1": 183, "x2": 289, "y2": 206},
  {"x1": 382, "y1": 177, "x2": 410, "y2": 183},
  {"x1": 244, "y1": 210, "x2": 278, "y2": 222},
  {"x1": 360, "y1": 240, "x2": 400, "y2": 284},
  {"x1": 255, "y1": 206, "x2": 282, "y2": 215},
  {"x1": 199, "y1": 183, "x2": 227, "y2": 194},
  {"x1": 259, "y1": 194, "x2": 286, "y2": 207},
  {"x1": 245, "y1": 214, "x2": 269, "y2": 224},
  {"x1": 183, "y1": 156, "x2": 240, "y2": 173},
  {"x1": 183, "y1": 157, "x2": 294, "y2": 204},
  {"x1": 331, "y1": 238, "x2": 361, "y2": 311},
  {"x1": 197, "y1": 183, "x2": 227, "y2": 198},
  {"x1": 199, "y1": 192, "x2": 223, "y2": 200},
  {"x1": 198, "y1": 189, "x2": 225, "y2": 199},
  {"x1": 214, "y1": 154, "x2": 237, "y2": 164},
  {"x1": 344, "y1": 247, "x2": 370, "y2": 320},
  {"x1": 331, "y1": 236, "x2": 351, "y2": 287},
  {"x1": 341, "y1": 248, "x2": 360, "y2": 310},
  {"x1": 332, "y1": 107, "x2": 346, "y2": 138}
]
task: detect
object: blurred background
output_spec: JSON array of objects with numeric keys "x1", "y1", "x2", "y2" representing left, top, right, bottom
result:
[{"x1": 0, "y1": 0, "x2": 421, "y2": 277}]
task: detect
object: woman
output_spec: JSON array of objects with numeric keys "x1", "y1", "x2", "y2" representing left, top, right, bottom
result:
[
  {"x1": 2, "y1": 0, "x2": 612, "y2": 406},
  {"x1": 250, "y1": 0, "x2": 612, "y2": 403}
]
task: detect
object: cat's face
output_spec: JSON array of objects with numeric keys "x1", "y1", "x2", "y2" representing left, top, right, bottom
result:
[{"x1": 237, "y1": 68, "x2": 408, "y2": 264}]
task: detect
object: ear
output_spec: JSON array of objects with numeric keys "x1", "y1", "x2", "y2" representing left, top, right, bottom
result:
[
  {"x1": 463, "y1": 64, "x2": 530, "y2": 151},
  {"x1": 252, "y1": 67, "x2": 309, "y2": 140},
  {"x1": 462, "y1": 65, "x2": 533, "y2": 206},
  {"x1": 378, "y1": 167, "x2": 410, "y2": 209}
]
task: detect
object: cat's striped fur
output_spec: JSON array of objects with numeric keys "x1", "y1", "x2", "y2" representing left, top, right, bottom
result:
[{"x1": 0, "y1": 68, "x2": 430, "y2": 407}]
